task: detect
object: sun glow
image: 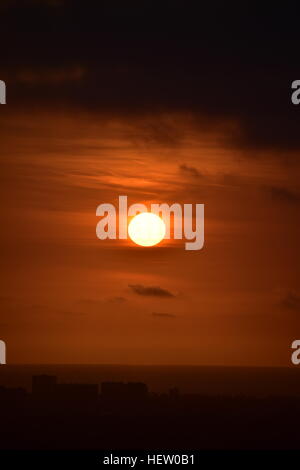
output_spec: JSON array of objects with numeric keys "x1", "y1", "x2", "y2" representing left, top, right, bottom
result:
[{"x1": 128, "y1": 212, "x2": 166, "y2": 247}]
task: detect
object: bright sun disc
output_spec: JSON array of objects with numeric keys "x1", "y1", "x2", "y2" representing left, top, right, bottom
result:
[{"x1": 128, "y1": 212, "x2": 166, "y2": 247}]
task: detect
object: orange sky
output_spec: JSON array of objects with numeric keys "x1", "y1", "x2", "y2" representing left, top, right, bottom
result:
[{"x1": 0, "y1": 108, "x2": 299, "y2": 365}]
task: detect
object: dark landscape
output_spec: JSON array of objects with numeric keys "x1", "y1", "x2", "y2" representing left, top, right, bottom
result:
[{"x1": 1, "y1": 365, "x2": 300, "y2": 449}]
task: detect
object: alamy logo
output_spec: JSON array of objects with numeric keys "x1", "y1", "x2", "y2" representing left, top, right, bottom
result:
[
  {"x1": 96, "y1": 196, "x2": 204, "y2": 250},
  {"x1": 0, "y1": 340, "x2": 6, "y2": 364},
  {"x1": 0, "y1": 80, "x2": 6, "y2": 104},
  {"x1": 291, "y1": 340, "x2": 300, "y2": 365},
  {"x1": 291, "y1": 80, "x2": 300, "y2": 105}
]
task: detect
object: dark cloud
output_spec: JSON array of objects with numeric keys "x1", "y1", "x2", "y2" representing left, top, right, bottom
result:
[
  {"x1": 179, "y1": 164, "x2": 201, "y2": 178},
  {"x1": 129, "y1": 284, "x2": 175, "y2": 298},
  {"x1": 281, "y1": 292, "x2": 300, "y2": 311},
  {"x1": 269, "y1": 186, "x2": 300, "y2": 204},
  {"x1": 0, "y1": 0, "x2": 65, "y2": 6},
  {"x1": 1, "y1": 4, "x2": 300, "y2": 153},
  {"x1": 16, "y1": 66, "x2": 86, "y2": 85},
  {"x1": 152, "y1": 312, "x2": 176, "y2": 318}
]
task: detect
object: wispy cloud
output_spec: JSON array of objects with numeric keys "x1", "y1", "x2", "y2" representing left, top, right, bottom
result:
[{"x1": 17, "y1": 66, "x2": 86, "y2": 85}]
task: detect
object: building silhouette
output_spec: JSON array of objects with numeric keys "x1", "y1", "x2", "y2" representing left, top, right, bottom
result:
[
  {"x1": 101, "y1": 381, "x2": 148, "y2": 410},
  {"x1": 32, "y1": 375, "x2": 57, "y2": 397},
  {"x1": 1, "y1": 374, "x2": 300, "y2": 450}
]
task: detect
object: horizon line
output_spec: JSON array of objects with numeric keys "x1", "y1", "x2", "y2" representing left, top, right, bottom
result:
[{"x1": 1, "y1": 363, "x2": 295, "y2": 369}]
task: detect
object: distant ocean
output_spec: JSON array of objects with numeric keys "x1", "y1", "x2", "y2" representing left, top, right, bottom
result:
[{"x1": 1, "y1": 364, "x2": 300, "y2": 397}]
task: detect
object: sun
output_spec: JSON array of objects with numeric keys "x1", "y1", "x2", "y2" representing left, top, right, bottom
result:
[{"x1": 128, "y1": 212, "x2": 166, "y2": 247}]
